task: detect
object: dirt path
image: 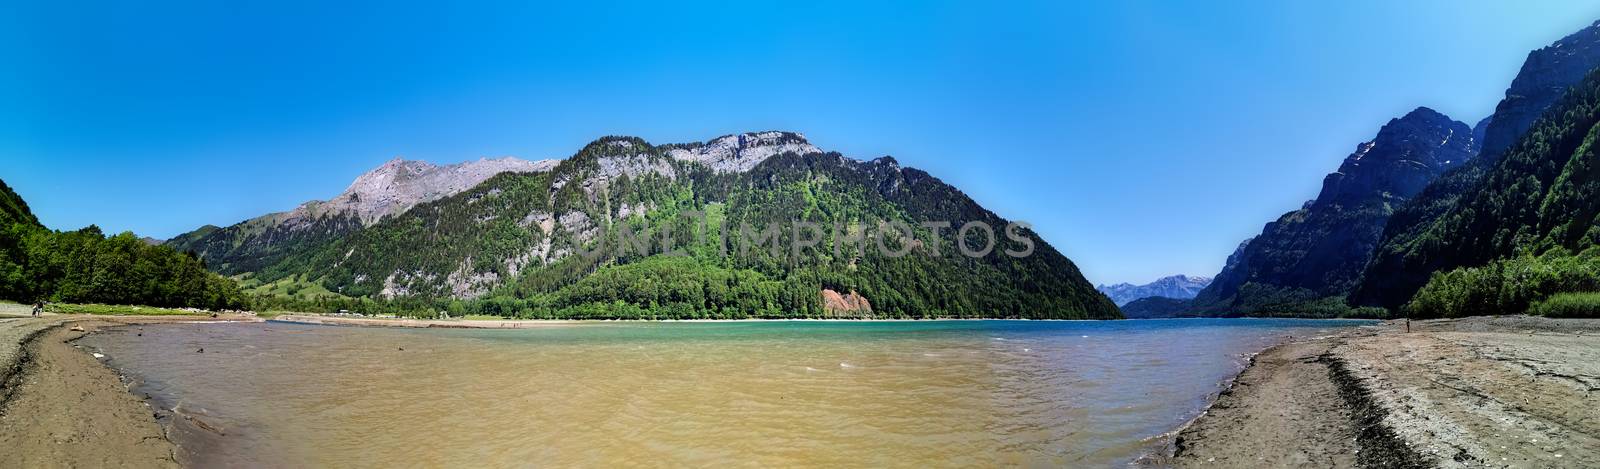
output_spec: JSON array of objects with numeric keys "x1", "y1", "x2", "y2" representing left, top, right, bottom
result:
[{"x1": 0, "y1": 321, "x2": 180, "y2": 468}]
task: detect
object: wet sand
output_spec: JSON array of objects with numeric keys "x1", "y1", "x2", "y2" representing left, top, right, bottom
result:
[
  {"x1": 0, "y1": 314, "x2": 257, "y2": 468},
  {"x1": 1174, "y1": 316, "x2": 1600, "y2": 468}
]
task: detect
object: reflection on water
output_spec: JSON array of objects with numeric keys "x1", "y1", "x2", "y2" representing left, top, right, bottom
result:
[{"x1": 81, "y1": 319, "x2": 1368, "y2": 467}]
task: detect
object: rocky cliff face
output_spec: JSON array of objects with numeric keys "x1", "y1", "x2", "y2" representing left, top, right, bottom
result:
[
  {"x1": 820, "y1": 289, "x2": 874, "y2": 317},
  {"x1": 1193, "y1": 107, "x2": 1477, "y2": 314},
  {"x1": 1096, "y1": 275, "x2": 1211, "y2": 306},
  {"x1": 1479, "y1": 20, "x2": 1600, "y2": 160},
  {"x1": 319, "y1": 157, "x2": 558, "y2": 225},
  {"x1": 664, "y1": 131, "x2": 820, "y2": 173},
  {"x1": 166, "y1": 156, "x2": 555, "y2": 274}
]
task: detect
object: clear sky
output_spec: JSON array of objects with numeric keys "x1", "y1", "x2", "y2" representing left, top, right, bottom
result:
[{"x1": 4, "y1": 1, "x2": 1598, "y2": 286}]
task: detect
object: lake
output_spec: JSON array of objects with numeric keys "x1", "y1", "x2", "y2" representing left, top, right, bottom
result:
[{"x1": 80, "y1": 319, "x2": 1370, "y2": 467}]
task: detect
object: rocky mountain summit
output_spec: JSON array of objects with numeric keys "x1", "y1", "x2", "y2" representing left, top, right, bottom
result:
[
  {"x1": 1311, "y1": 107, "x2": 1476, "y2": 207},
  {"x1": 665, "y1": 131, "x2": 820, "y2": 173},
  {"x1": 1097, "y1": 275, "x2": 1211, "y2": 306},
  {"x1": 1478, "y1": 20, "x2": 1600, "y2": 160},
  {"x1": 321, "y1": 157, "x2": 558, "y2": 225}
]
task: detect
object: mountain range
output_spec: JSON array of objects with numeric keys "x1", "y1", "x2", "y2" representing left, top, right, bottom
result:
[
  {"x1": 1351, "y1": 20, "x2": 1600, "y2": 311},
  {"x1": 165, "y1": 131, "x2": 1120, "y2": 319},
  {"x1": 1189, "y1": 107, "x2": 1478, "y2": 315},
  {"x1": 1096, "y1": 275, "x2": 1211, "y2": 306}
]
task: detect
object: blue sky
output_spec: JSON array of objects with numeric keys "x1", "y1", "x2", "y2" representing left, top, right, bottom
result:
[{"x1": 4, "y1": 1, "x2": 1598, "y2": 285}]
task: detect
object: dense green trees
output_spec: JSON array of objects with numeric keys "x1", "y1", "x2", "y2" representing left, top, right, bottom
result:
[
  {"x1": 0, "y1": 179, "x2": 246, "y2": 310},
  {"x1": 1529, "y1": 292, "x2": 1600, "y2": 318},
  {"x1": 1406, "y1": 251, "x2": 1600, "y2": 318}
]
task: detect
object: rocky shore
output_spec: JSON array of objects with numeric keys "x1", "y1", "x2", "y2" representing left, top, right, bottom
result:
[{"x1": 1173, "y1": 316, "x2": 1600, "y2": 468}]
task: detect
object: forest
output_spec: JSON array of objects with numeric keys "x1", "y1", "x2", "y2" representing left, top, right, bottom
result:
[{"x1": 0, "y1": 179, "x2": 246, "y2": 310}]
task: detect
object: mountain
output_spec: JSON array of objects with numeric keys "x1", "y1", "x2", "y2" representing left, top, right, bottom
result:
[
  {"x1": 166, "y1": 156, "x2": 555, "y2": 274},
  {"x1": 208, "y1": 131, "x2": 1119, "y2": 320},
  {"x1": 1120, "y1": 296, "x2": 1194, "y2": 319},
  {"x1": 1478, "y1": 21, "x2": 1600, "y2": 160},
  {"x1": 1351, "y1": 20, "x2": 1600, "y2": 310},
  {"x1": 1353, "y1": 65, "x2": 1600, "y2": 316},
  {"x1": 1190, "y1": 107, "x2": 1478, "y2": 315},
  {"x1": 1096, "y1": 275, "x2": 1211, "y2": 306}
]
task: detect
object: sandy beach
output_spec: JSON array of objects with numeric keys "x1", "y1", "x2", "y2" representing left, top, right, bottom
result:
[
  {"x1": 1174, "y1": 316, "x2": 1600, "y2": 468},
  {"x1": 0, "y1": 311, "x2": 259, "y2": 468}
]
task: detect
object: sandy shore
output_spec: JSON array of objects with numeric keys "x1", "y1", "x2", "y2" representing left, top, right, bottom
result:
[
  {"x1": 1174, "y1": 316, "x2": 1600, "y2": 468},
  {"x1": 0, "y1": 314, "x2": 258, "y2": 468}
]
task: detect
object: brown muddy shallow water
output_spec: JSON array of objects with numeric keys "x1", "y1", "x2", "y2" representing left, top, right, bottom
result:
[{"x1": 79, "y1": 319, "x2": 1369, "y2": 467}]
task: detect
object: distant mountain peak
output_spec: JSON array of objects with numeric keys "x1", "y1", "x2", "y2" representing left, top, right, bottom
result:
[
  {"x1": 1097, "y1": 274, "x2": 1212, "y2": 306},
  {"x1": 314, "y1": 156, "x2": 558, "y2": 225}
]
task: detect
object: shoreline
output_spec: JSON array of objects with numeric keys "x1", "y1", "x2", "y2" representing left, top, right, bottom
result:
[
  {"x1": 0, "y1": 315, "x2": 260, "y2": 468},
  {"x1": 267, "y1": 313, "x2": 1377, "y2": 329},
  {"x1": 1171, "y1": 315, "x2": 1600, "y2": 467}
]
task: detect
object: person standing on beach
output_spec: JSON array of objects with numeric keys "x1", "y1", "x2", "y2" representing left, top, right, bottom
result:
[{"x1": 32, "y1": 300, "x2": 43, "y2": 317}]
